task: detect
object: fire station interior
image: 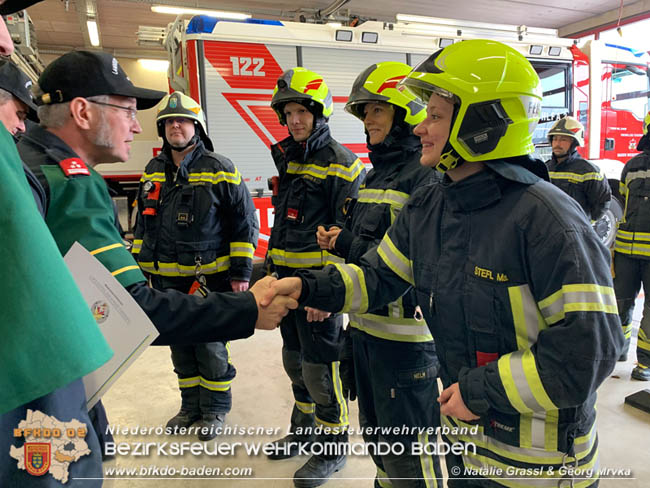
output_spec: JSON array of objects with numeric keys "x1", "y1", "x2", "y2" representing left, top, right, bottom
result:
[{"x1": 9, "y1": 0, "x2": 650, "y2": 486}]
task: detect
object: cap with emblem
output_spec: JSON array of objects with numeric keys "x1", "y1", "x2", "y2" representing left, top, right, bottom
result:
[
  {"x1": 0, "y1": 0, "x2": 43, "y2": 14},
  {"x1": 0, "y1": 60, "x2": 37, "y2": 119},
  {"x1": 36, "y1": 51, "x2": 165, "y2": 110}
]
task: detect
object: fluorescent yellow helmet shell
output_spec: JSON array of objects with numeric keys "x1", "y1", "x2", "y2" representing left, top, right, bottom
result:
[
  {"x1": 271, "y1": 68, "x2": 334, "y2": 124},
  {"x1": 345, "y1": 62, "x2": 425, "y2": 125},
  {"x1": 547, "y1": 115, "x2": 584, "y2": 146},
  {"x1": 644, "y1": 111, "x2": 650, "y2": 136},
  {"x1": 400, "y1": 39, "x2": 543, "y2": 165}
]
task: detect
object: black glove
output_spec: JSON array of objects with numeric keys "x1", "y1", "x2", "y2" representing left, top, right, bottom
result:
[{"x1": 339, "y1": 328, "x2": 356, "y2": 401}]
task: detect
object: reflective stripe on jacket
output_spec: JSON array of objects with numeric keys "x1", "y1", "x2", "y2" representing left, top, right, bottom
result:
[{"x1": 615, "y1": 149, "x2": 650, "y2": 258}]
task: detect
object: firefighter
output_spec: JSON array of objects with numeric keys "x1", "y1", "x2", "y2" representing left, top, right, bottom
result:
[
  {"x1": 266, "y1": 39, "x2": 623, "y2": 487},
  {"x1": 132, "y1": 92, "x2": 259, "y2": 439},
  {"x1": 613, "y1": 111, "x2": 650, "y2": 380},
  {"x1": 265, "y1": 67, "x2": 365, "y2": 487},
  {"x1": 545, "y1": 116, "x2": 611, "y2": 221},
  {"x1": 316, "y1": 61, "x2": 442, "y2": 487}
]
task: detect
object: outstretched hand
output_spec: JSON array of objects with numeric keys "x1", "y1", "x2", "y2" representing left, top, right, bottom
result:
[
  {"x1": 305, "y1": 306, "x2": 331, "y2": 322},
  {"x1": 260, "y1": 277, "x2": 303, "y2": 307},
  {"x1": 249, "y1": 276, "x2": 298, "y2": 330}
]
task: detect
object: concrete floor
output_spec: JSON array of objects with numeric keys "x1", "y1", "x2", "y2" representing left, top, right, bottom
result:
[{"x1": 101, "y1": 300, "x2": 650, "y2": 488}]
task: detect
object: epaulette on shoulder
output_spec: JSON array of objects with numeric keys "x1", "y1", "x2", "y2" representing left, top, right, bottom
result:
[{"x1": 58, "y1": 158, "x2": 90, "y2": 177}]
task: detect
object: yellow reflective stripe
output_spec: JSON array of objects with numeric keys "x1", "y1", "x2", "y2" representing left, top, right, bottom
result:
[
  {"x1": 131, "y1": 239, "x2": 142, "y2": 254},
  {"x1": 622, "y1": 324, "x2": 633, "y2": 339},
  {"x1": 508, "y1": 284, "x2": 547, "y2": 351},
  {"x1": 90, "y1": 242, "x2": 124, "y2": 255},
  {"x1": 287, "y1": 159, "x2": 364, "y2": 182},
  {"x1": 141, "y1": 172, "x2": 165, "y2": 182},
  {"x1": 625, "y1": 168, "x2": 650, "y2": 185},
  {"x1": 112, "y1": 265, "x2": 141, "y2": 277},
  {"x1": 377, "y1": 234, "x2": 414, "y2": 286},
  {"x1": 417, "y1": 432, "x2": 438, "y2": 488},
  {"x1": 225, "y1": 341, "x2": 232, "y2": 364},
  {"x1": 199, "y1": 376, "x2": 233, "y2": 392},
  {"x1": 614, "y1": 241, "x2": 650, "y2": 257},
  {"x1": 442, "y1": 415, "x2": 598, "y2": 468},
  {"x1": 329, "y1": 158, "x2": 365, "y2": 182},
  {"x1": 178, "y1": 376, "x2": 200, "y2": 388},
  {"x1": 230, "y1": 241, "x2": 255, "y2": 258},
  {"x1": 357, "y1": 188, "x2": 410, "y2": 209},
  {"x1": 548, "y1": 171, "x2": 604, "y2": 182},
  {"x1": 498, "y1": 350, "x2": 557, "y2": 413},
  {"x1": 295, "y1": 401, "x2": 315, "y2": 414},
  {"x1": 314, "y1": 416, "x2": 348, "y2": 429},
  {"x1": 638, "y1": 329, "x2": 650, "y2": 352},
  {"x1": 544, "y1": 409, "x2": 559, "y2": 451},
  {"x1": 331, "y1": 361, "x2": 349, "y2": 427},
  {"x1": 348, "y1": 313, "x2": 432, "y2": 342},
  {"x1": 188, "y1": 169, "x2": 241, "y2": 185},
  {"x1": 619, "y1": 180, "x2": 627, "y2": 197},
  {"x1": 322, "y1": 251, "x2": 345, "y2": 266},
  {"x1": 268, "y1": 249, "x2": 324, "y2": 268},
  {"x1": 538, "y1": 284, "x2": 618, "y2": 325},
  {"x1": 138, "y1": 255, "x2": 230, "y2": 276},
  {"x1": 334, "y1": 263, "x2": 369, "y2": 313},
  {"x1": 375, "y1": 468, "x2": 392, "y2": 488}
]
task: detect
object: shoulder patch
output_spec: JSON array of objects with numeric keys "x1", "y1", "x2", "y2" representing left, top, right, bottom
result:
[{"x1": 59, "y1": 158, "x2": 90, "y2": 177}]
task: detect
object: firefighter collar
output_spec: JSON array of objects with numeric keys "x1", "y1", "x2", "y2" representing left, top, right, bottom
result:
[{"x1": 442, "y1": 169, "x2": 503, "y2": 213}]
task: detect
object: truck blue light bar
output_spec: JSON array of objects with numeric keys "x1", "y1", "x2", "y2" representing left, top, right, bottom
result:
[{"x1": 187, "y1": 15, "x2": 283, "y2": 34}]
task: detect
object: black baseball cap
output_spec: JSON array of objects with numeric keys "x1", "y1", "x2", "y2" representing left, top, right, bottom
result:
[
  {"x1": 36, "y1": 51, "x2": 166, "y2": 110},
  {"x1": 0, "y1": 60, "x2": 37, "y2": 119},
  {"x1": 0, "y1": 0, "x2": 43, "y2": 15}
]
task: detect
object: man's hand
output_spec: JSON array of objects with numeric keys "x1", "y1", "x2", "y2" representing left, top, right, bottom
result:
[
  {"x1": 231, "y1": 280, "x2": 249, "y2": 292},
  {"x1": 261, "y1": 277, "x2": 303, "y2": 307},
  {"x1": 249, "y1": 276, "x2": 298, "y2": 330},
  {"x1": 316, "y1": 225, "x2": 341, "y2": 250},
  {"x1": 438, "y1": 383, "x2": 480, "y2": 421},
  {"x1": 305, "y1": 306, "x2": 331, "y2": 322}
]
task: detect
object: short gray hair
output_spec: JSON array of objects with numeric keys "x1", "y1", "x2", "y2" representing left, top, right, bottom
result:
[
  {"x1": 34, "y1": 85, "x2": 109, "y2": 129},
  {"x1": 0, "y1": 88, "x2": 13, "y2": 105}
]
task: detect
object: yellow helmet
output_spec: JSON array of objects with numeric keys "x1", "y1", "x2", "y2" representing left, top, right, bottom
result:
[
  {"x1": 156, "y1": 92, "x2": 213, "y2": 151},
  {"x1": 271, "y1": 68, "x2": 334, "y2": 125},
  {"x1": 345, "y1": 62, "x2": 425, "y2": 125},
  {"x1": 547, "y1": 116, "x2": 584, "y2": 146},
  {"x1": 644, "y1": 111, "x2": 650, "y2": 136},
  {"x1": 400, "y1": 39, "x2": 542, "y2": 172}
]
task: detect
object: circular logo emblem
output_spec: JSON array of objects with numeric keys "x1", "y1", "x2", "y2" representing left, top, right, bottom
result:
[
  {"x1": 91, "y1": 301, "x2": 109, "y2": 324},
  {"x1": 143, "y1": 180, "x2": 154, "y2": 193}
]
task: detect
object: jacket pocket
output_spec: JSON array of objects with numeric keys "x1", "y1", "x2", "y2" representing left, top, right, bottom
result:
[{"x1": 176, "y1": 240, "x2": 219, "y2": 270}]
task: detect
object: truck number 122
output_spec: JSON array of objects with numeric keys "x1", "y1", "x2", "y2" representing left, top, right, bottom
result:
[{"x1": 230, "y1": 57, "x2": 265, "y2": 76}]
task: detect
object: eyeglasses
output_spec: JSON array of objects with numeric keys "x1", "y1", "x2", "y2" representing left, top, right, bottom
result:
[{"x1": 88, "y1": 100, "x2": 138, "y2": 121}]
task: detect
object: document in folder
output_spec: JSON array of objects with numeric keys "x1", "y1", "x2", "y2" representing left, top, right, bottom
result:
[{"x1": 64, "y1": 242, "x2": 159, "y2": 409}]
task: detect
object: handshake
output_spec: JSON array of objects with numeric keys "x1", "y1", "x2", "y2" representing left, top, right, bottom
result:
[{"x1": 249, "y1": 276, "x2": 331, "y2": 329}]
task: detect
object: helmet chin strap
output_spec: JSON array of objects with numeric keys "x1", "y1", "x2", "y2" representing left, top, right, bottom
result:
[
  {"x1": 170, "y1": 133, "x2": 200, "y2": 152},
  {"x1": 435, "y1": 141, "x2": 463, "y2": 174}
]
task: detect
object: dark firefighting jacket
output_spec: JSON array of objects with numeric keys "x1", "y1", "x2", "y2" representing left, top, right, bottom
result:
[
  {"x1": 298, "y1": 160, "x2": 623, "y2": 479},
  {"x1": 18, "y1": 125, "x2": 259, "y2": 344},
  {"x1": 615, "y1": 134, "x2": 650, "y2": 258},
  {"x1": 332, "y1": 124, "x2": 436, "y2": 342},
  {"x1": 546, "y1": 149, "x2": 611, "y2": 221},
  {"x1": 132, "y1": 141, "x2": 258, "y2": 286},
  {"x1": 267, "y1": 122, "x2": 365, "y2": 277}
]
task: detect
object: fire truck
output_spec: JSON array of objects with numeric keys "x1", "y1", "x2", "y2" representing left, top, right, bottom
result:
[{"x1": 100, "y1": 15, "x2": 649, "y2": 254}]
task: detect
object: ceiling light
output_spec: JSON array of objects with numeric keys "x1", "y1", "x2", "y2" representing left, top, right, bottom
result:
[
  {"x1": 138, "y1": 59, "x2": 169, "y2": 71},
  {"x1": 396, "y1": 14, "x2": 450, "y2": 25},
  {"x1": 328, "y1": 22, "x2": 342, "y2": 28},
  {"x1": 87, "y1": 19, "x2": 100, "y2": 47},
  {"x1": 151, "y1": 5, "x2": 251, "y2": 20}
]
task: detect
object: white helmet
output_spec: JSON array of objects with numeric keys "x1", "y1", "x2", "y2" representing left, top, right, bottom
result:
[{"x1": 547, "y1": 116, "x2": 584, "y2": 147}]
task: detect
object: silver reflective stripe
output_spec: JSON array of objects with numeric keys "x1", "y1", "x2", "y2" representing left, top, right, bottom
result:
[
  {"x1": 377, "y1": 234, "x2": 414, "y2": 285},
  {"x1": 268, "y1": 249, "x2": 324, "y2": 268},
  {"x1": 508, "y1": 284, "x2": 546, "y2": 350},
  {"x1": 625, "y1": 168, "x2": 650, "y2": 185},
  {"x1": 349, "y1": 313, "x2": 432, "y2": 341},
  {"x1": 539, "y1": 286, "x2": 617, "y2": 325},
  {"x1": 335, "y1": 263, "x2": 369, "y2": 313},
  {"x1": 358, "y1": 188, "x2": 409, "y2": 208}
]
